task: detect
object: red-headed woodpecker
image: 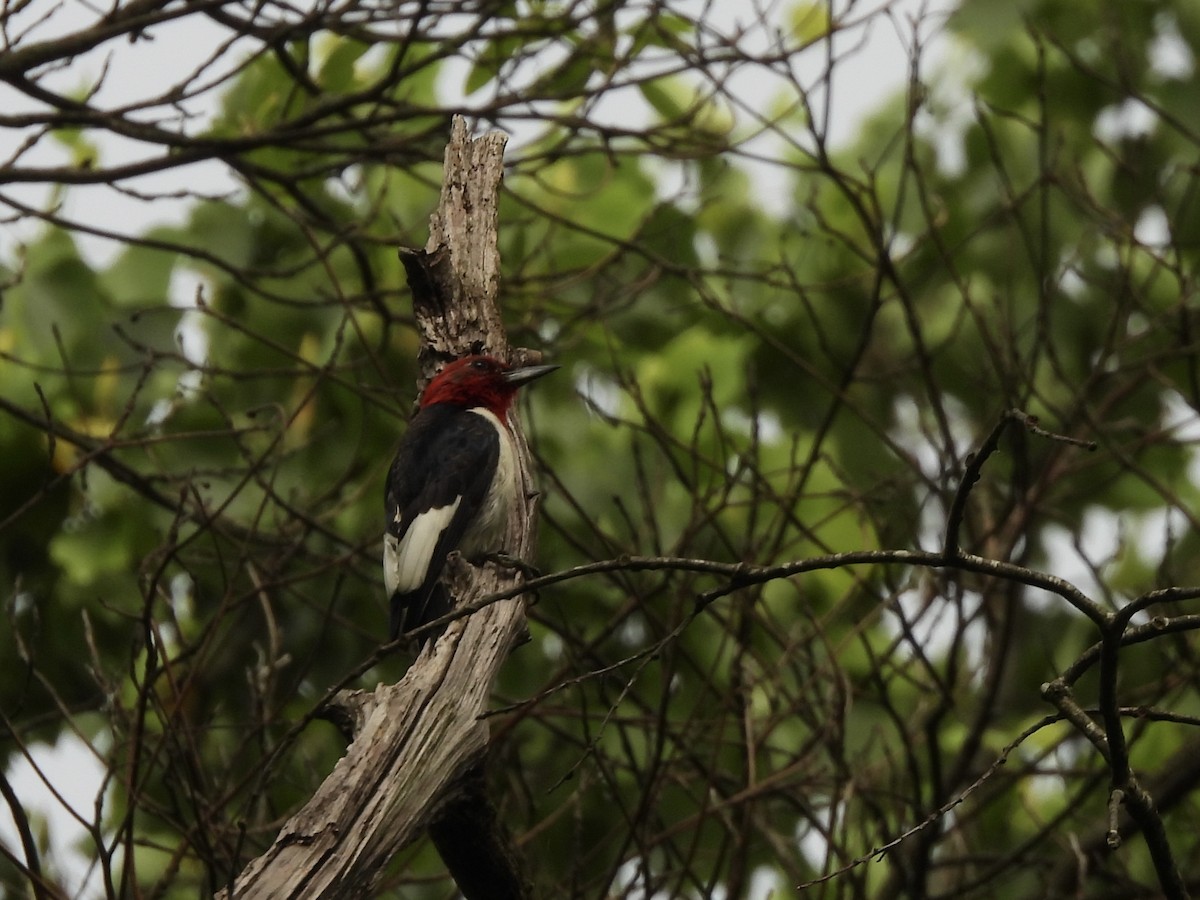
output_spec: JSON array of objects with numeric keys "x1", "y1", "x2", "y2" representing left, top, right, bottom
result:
[{"x1": 384, "y1": 354, "x2": 557, "y2": 641}]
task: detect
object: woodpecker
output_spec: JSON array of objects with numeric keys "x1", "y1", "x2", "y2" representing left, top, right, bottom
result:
[{"x1": 384, "y1": 354, "x2": 557, "y2": 642}]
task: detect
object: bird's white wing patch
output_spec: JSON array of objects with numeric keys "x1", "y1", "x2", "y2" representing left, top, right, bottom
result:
[{"x1": 384, "y1": 500, "x2": 460, "y2": 595}]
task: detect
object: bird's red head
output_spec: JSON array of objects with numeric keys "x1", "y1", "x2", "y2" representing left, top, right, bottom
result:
[{"x1": 419, "y1": 354, "x2": 558, "y2": 417}]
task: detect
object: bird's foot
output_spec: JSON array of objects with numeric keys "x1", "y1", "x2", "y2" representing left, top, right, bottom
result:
[{"x1": 484, "y1": 551, "x2": 541, "y2": 580}]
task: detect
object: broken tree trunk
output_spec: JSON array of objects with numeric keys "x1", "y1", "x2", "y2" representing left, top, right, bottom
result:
[{"x1": 218, "y1": 116, "x2": 534, "y2": 899}]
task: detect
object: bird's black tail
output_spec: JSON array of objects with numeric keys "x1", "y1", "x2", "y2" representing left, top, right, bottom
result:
[{"x1": 389, "y1": 582, "x2": 453, "y2": 646}]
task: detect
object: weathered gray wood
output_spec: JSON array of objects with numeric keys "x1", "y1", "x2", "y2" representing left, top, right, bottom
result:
[
  {"x1": 402, "y1": 118, "x2": 510, "y2": 372},
  {"x1": 219, "y1": 116, "x2": 534, "y2": 899}
]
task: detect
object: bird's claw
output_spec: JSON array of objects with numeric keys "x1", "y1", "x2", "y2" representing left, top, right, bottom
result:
[{"x1": 485, "y1": 551, "x2": 541, "y2": 580}]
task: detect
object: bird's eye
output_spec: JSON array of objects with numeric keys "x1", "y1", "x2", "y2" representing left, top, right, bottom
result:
[{"x1": 470, "y1": 358, "x2": 490, "y2": 371}]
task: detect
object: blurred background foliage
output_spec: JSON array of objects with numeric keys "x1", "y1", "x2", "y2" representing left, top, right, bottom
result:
[{"x1": 2, "y1": 0, "x2": 1200, "y2": 896}]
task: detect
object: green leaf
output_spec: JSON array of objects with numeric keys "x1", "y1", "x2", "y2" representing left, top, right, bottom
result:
[
  {"x1": 789, "y1": 1, "x2": 831, "y2": 43},
  {"x1": 100, "y1": 230, "x2": 179, "y2": 308},
  {"x1": 639, "y1": 76, "x2": 687, "y2": 121},
  {"x1": 317, "y1": 35, "x2": 370, "y2": 93}
]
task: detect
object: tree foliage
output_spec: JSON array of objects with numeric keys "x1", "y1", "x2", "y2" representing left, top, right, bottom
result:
[{"x1": 2, "y1": 0, "x2": 1200, "y2": 897}]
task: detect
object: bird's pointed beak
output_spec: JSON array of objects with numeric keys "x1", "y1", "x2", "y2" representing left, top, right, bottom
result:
[{"x1": 503, "y1": 363, "x2": 559, "y2": 387}]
